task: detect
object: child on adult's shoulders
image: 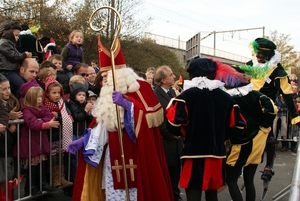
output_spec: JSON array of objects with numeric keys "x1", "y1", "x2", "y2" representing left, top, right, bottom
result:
[
  {"x1": 0, "y1": 20, "x2": 32, "y2": 98},
  {"x1": 61, "y1": 30, "x2": 84, "y2": 79}
]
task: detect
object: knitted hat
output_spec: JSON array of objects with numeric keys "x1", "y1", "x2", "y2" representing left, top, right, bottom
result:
[
  {"x1": 44, "y1": 76, "x2": 63, "y2": 97},
  {"x1": 20, "y1": 79, "x2": 40, "y2": 98},
  {"x1": 70, "y1": 82, "x2": 88, "y2": 100},
  {"x1": 250, "y1": 38, "x2": 276, "y2": 54},
  {"x1": 187, "y1": 58, "x2": 217, "y2": 78}
]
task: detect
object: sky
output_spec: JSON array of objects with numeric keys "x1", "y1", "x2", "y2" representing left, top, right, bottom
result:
[{"x1": 138, "y1": 0, "x2": 300, "y2": 58}]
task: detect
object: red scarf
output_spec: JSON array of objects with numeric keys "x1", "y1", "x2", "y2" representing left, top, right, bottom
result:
[
  {"x1": 44, "y1": 76, "x2": 73, "y2": 150},
  {"x1": 44, "y1": 97, "x2": 62, "y2": 113}
]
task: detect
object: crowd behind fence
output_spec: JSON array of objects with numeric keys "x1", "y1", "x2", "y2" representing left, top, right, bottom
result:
[
  {"x1": 0, "y1": 119, "x2": 87, "y2": 201},
  {"x1": 1, "y1": 119, "x2": 300, "y2": 200}
]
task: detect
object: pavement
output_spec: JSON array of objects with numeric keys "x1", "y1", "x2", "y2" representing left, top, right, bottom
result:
[{"x1": 12, "y1": 145, "x2": 297, "y2": 201}]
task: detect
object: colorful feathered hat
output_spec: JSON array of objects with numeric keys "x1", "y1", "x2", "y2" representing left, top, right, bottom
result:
[
  {"x1": 97, "y1": 36, "x2": 126, "y2": 73},
  {"x1": 249, "y1": 38, "x2": 276, "y2": 55}
]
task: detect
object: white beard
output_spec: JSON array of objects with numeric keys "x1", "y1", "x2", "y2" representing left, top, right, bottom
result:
[{"x1": 91, "y1": 68, "x2": 141, "y2": 132}]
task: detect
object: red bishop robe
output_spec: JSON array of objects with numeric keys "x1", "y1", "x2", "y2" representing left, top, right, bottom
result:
[{"x1": 72, "y1": 80, "x2": 173, "y2": 201}]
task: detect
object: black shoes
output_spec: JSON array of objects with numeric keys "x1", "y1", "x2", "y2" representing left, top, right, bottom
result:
[
  {"x1": 31, "y1": 186, "x2": 42, "y2": 196},
  {"x1": 42, "y1": 181, "x2": 57, "y2": 191}
]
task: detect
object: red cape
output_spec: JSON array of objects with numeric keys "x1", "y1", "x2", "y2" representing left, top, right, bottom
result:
[{"x1": 72, "y1": 80, "x2": 173, "y2": 201}]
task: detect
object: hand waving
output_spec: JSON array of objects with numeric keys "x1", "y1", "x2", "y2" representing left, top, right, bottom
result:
[
  {"x1": 112, "y1": 91, "x2": 128, "y2": 108},
  {"x1": 66, "y1": 137, "x2": 84, "y2": 154}
]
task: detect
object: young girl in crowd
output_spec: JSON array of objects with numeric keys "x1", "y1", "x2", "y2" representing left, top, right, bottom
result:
[
  {"x1": 61, "y1": 30, "x2": 84, "y2": 78},
  {"x1": 13, "y1": 79, "x2": 59, "y2": 195},
  {"x1": 0, "y1": 75, "x2": 22, "y2": 119},
  {"x1": 42, "y1": 75, "x2": 73, "y2": 188},
  {"x1": 145, "y1": 71, "x2": 154, "y2": 89},
  {"x1": 0, "y1": 76, "x2": 22, "y2": 158},
  {"x1": 0, "y1": 76, "x2": 10, "y2": 186}
]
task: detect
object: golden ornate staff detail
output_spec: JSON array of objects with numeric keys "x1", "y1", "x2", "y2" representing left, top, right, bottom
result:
[{"x1": 89, "y1": 6, "x2": 130, "y2": 201}]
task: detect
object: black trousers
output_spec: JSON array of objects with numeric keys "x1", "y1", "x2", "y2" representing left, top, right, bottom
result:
[
  {"x1": 168, "y1": 164, "x2": 182, "y2": 201},
  {"x1": 185, "y1": 189, "x2": 217, "y2": 201},
  {"x1": 226, "y1": 164, "x2": 258, "y2": 201}
]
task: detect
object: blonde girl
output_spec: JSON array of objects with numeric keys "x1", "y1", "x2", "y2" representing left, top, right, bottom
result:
[
  {"x1": 61, "y1": 30, "x2": 84, "y2": 78},
  {"x1": 13, "y1": 79, "x2": 59, "y2": 195},
  {"x1": 43, "y1": 76, "x2": 73, "y2": 187}
]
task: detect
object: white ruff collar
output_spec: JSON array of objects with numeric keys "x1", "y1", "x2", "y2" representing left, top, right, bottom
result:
[
  {"x1": 20, "y1": 30, "x2": 33, "y2": 35},
  {"x1": 226, "y1": 83, "x2": 253, "y2": 96},
  {"x1": 44, "y1": 43, "x2": 56, "y2": 52},
  {"x1": 183, "y1": 77, "x2": 225, "y2": 91},
  {"x1": 251, "y1": 51, "x2": 281, "y2": 68}
]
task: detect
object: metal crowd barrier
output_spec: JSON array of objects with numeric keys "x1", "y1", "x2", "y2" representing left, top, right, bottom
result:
[
  {"x1": 288, "y1": 125, "x2": 300, "y2": 201},
  {"x1": 3, "y1": 117, "x2": 299, "y2": 200},
  {"x1": 270, "y1": 123, "x2": 300, "y2": 201},
  {"x1": 0, "y1": 119, "x2": 87, "y2": 201}
]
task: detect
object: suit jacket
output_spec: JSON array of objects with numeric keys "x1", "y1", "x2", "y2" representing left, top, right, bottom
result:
[{"x1": 154, "y1": 86, "x2": 183, "y2": 166}]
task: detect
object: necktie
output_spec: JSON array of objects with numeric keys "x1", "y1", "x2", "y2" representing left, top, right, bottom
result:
[{"x1": 167, "y1": 90, "x2": 172, "y2": 98}]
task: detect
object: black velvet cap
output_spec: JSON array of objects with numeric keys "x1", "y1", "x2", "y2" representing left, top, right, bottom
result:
[
  {"x1": 255, "y1": 38, "x2": 276, "y2": 50},
  {"x1": 20, "y1": 24, "x2": 29, "y2": 31},
  {"x1": 187, "y1": 58, "x2": 216, "y2": 77}
]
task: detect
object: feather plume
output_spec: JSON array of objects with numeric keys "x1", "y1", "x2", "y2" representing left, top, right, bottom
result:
[
  {"x1": 249, "y1": 40, "x2": 260, "y2": 55},
  {"x1": 238, "y1": 64, "x2": 271, "y2": 79},
  {"x1": 212, "y1": 59, "x2": 248, "y2": 88}
]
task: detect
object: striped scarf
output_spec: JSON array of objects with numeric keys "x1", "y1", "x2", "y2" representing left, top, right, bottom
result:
[{"x1": 44, "y1": 97, "x2": 73, "y2": 150}]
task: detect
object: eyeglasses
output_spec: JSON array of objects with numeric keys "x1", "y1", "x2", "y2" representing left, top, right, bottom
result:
[{"x1": 80, "y1": 73, "x2": 89, "y2": 77}]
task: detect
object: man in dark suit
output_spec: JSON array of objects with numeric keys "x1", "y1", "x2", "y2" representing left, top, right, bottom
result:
[{"x1": 154, "y1": 65, "x2": 183, "y2": 201}]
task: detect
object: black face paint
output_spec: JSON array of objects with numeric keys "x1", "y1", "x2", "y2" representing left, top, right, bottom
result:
[{"x1": 256, "y1": 50, "x2": 269, "y2": 63}]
